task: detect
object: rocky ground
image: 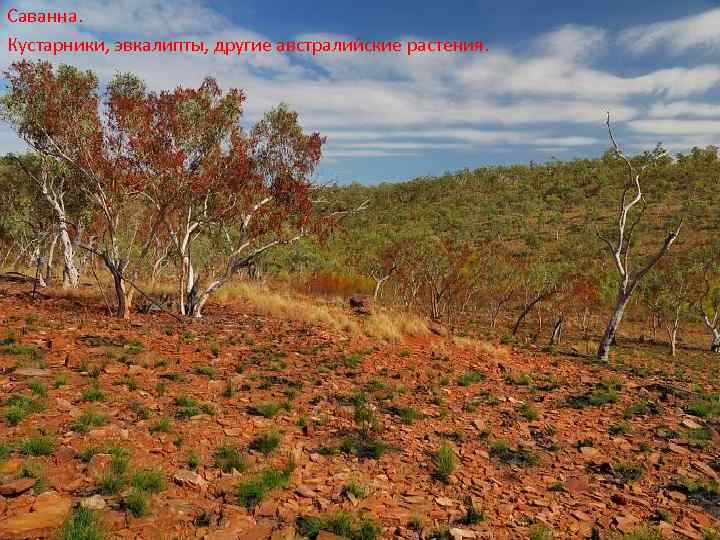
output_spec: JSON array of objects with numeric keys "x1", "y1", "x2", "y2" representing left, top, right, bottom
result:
[{"x1": 1, "y1": 286, "x2": 719, "y2": 539}]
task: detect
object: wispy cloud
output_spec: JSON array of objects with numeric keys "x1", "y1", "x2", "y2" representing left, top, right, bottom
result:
[
  {"x1": 619, "y1": 7, "x2": 720, "y2": 55},
  {"x1": 0, "y1": 0, "x2": 718, "y2": 174}
]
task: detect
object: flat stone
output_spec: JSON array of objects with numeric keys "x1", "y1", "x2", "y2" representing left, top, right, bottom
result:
[
  {"x1": 0, "y1": 478, "x2": 36, "y2": 496},
  {"x1": 450, "y1": 528, "x2": 477, "y2": 539},
  {"x1": 81, "y1": 494, "x2": 106, "y2": 510},
  {"x1": 13, "y1": 368, "x2": 51, "y2": 377},
  {"x1": 174, "y1": 469, "x2": 208, "y2": 489},
  {"x1": 0, "y1": 490, "x2": 71, "y2": 538}
]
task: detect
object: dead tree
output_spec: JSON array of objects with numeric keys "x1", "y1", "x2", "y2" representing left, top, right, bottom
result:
[{"x1": 596, "y1": 114, "x2": 682, "y2": 361}]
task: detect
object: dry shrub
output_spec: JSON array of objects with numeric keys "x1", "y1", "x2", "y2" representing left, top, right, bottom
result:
[
  {"x1": 217, "y1": 282, "x2": 360, "y2": 334},
  {"x1": 365, "y1": 310, "x2": 430, "y2": 342}
]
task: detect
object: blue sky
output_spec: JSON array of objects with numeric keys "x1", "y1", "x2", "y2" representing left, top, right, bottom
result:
[{"x1": 1, "y1": 0, "x2": 719, "y2": 183}]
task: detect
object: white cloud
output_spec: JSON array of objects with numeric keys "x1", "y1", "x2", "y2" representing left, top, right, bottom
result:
[
  {"x1": 619, "y1": 7, "x2": 720, "y2": 55},
  {"x1": 0, "y1": 0, "x2": 718, "y2": 165},
  {"x1": 648, "y1": 101, "x2": 720, "y2": 118},
  {"x1": 628, "y1": 119, "x2": 720, "y2": 136}
]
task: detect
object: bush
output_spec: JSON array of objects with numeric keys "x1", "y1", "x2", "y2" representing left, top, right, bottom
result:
[
  {"x1": 20, "y1": 435, "x2": 54, "y2": 456},
  {"x1": 490, "y1": 440, "x2": 538, "y2": 467},
  {"x1": 73, "y1": 409, "x2": 107, "y2": 434},
  {"x1": 249, "y1": 430, "x2": 281, "y2": 455},
  {"x1": 431, "y1": 443, "x2": 456, "y2": 483},
  {"x1": 213, "y1": 444, "x2": 246, "y2": 473},
  {"x1": 123, "y1": 488, "x2": 148, "y2": 517},
  {"x1": 130, "y1": 468, "x2": 165, "y2": 493},
  {"x1": 59, "y1": 507, "x2": 105, "y2": 540},
  {"x1": 249, "y1": 402, "x2": 282, "y2": 418},
  {"x1": 236, "y1": 462, "x2": 294, "y2": 509},
  {"x1": 296, "y1": 512, "x2": 381, "y2": 540},
  {"x1": 457, "y1": 370, "x2": 484, "y2": 386}
]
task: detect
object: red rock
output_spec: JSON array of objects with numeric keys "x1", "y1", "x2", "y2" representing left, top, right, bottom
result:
[
  {"x1": 317, "y1": 532, "x2": 344, "y2": 540},
  {"x1": 0, "y1": 478, "x2": 36, "y2": 496},
  {"x1": 0, "y1": 490, "x2": 71, "y2": 538}
]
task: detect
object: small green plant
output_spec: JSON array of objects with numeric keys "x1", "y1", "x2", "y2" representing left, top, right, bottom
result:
[
  {"x1": 344, "y1": 353, "x2": 362, "y2": 368},
  {"x1": 27, "y1": 380, "x2": 47, "y2": 397},
  {"x1": 97, "y1": 447, "x2": 129, "y2": 495},
  {"x1": 150, "y1": 417, "x2": 171, "y2": 434},
  {"x1": 518, "y1": 402, "x2": 539, "y2": 421},
  {"x1": 343, "y1": 479, "x2": 367, "y2": 499},
  {"x1": 59, "y1": 506, "x2": 105, "y2": 540},
  {"x1": 82, "y1": 383, "x2": 105, "y2": 403},
  {"x1": 2, "y1": 393, "x2": 45, "y2": 425},
  {"x1": 20, "y1": 435, "x2": 55, "y2": 456},
  {"x1": 609, "y1": 423, "x2": 629, "y2": 436},
  {"x1": 194, "y1": 365, "x2": 216, "y2": 377},
  {"x1": 129, "y1": 400, "x2": 150, "y2": 420},
  {"x1": 187, "y1": 451, "x2": 200, "y2": 470},
  {"x1": 130, "y1": 468, "x2": 165, "y2": 493},
  {"x1": 123, "y1": 488, "x2": 148, "y2": 517},
  {"x1": 614, "y1": 460, "x2": 644, "y2": 483},
  {"x1": 249, "y1": 430, "x2": 281, "y2": 455},
  {"x1": 461, "y1": 498, "x2": 484, "y2": 525},
  {"x1": 213, "y1": 444, "x2": 246, "y2": 473},
  {"x1": 54, "y1": 373, "x2": 70, "y2": 388},
  {"x1": 457, "y1": 370, "x2": 484, "y2": 386},
  {"x1": 296, "y1": 512, "x2": 381, "y2": 540},
  {"x1": 489, "y1": 439, "x2": 538, "y2": 467},
  {"x1": 236, "y1": 462, "x2": 295, "y2": 509},
  {"x1": 529, "y1": 524, "x2": 553, "y2": 540},
  {"x1": 250, "y1": 402, "x2": 282, "y2": 418},
  {"x1": 431, "y1": 443, "x2": 456, "y2": 483},
  {"x1": 395, "y1": 406, "x2": 420, "y2": 425},
  {"x1": 73, "y1": 409, "x2": 108, "y2": 434}
]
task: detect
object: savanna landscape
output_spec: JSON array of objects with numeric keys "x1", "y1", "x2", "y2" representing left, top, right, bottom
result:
[{"x1": 0, "y1": 52, "x2": 719, "y2": 540}]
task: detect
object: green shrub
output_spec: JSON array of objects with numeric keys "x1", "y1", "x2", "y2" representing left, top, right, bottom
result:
[
  {"x1": 73, "y1": 409, "x2": 107, "y2": 434},
  {"x1": 490, "y1": 440, "x2": 538, "y2": 467},
  {"x1": 123, "y1": 488, "x2": 148, "y2": 517},
  {"x1": 249, "y1": 430, "x2": 281, "y2": 455},
  {"x1": 20, "y1": 435, "x2": 54, "y2": 456},
  {"x1": 237, "y1": 462, "x2": 294, "y2": 509},
  {"x1": 130, "y1": 468, "x2": 165, "y2": 493},
  {"x1": 431, "y1": 443, "x2": 456, "y2": 483},
  {"x1": 249, "y1": 402, "x2": 282, "y2": 418},
  {"x1": 213, "y1": 444, "x2": 246, "y2": 473},
  {"x1": 59, "y1": 507, "x2": 105, "y2": 540},
  {"x1": 457, "y1": 371, "x2": 484, "y2": 386}
]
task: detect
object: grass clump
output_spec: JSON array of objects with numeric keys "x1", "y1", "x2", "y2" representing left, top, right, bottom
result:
[
  {"x1": 489, "y1": 439, "x2": 538, "y2": 467},
  {"x1": 614, "y1": 460, "x2": 644, "y2": 483},
  {"x1": 123, "y1": 488, "x2": 148, "y2": 517},
  {"x1": 457, "y1": 370, "x2": 484, "y2": 386},
  {"x1": 130, "y1": 468, "x2": 165, "y2": 493},
  {"x1": 54, "y1": 373, "x2": 70, "y2": 388},
  {"x1": 339, "y1": 436, "x2": 389, "y2": 460},
  {"x1": 236, "y1": 462, "x2": 294, "y2": 509},
  {"x1": 518, "y1": 402, "x2": 539, "y2": 421},
  {"x1": 20, "y1": 435, "x2": 54, "y2": 456},
  {"x1": 395, "y1": 406, "x2": 420, "y2": 425},
  {"x1": 59, "y1": 506, "x2": 105, "y2": 540},
  {"x1": 213, "y1": 444, "x2": 246, "y2": 473},
  {"x1": 685, "y1": 397, "x2": 720, "y2": 419},
  {"x1": 194, "y1": 365, "x2": 216, "y2": 377},
  {"x1": 81, "y1": 384, "x2": 105, "y2": 403},
  {"x1": 249, "y1": 430, "x2": 281, "y2": 455},
  {"x1": 296, "y1": 512, "x2": 381, "y2": 540},
  {"x1": 249, "y1": 402, "x2": 283, "y2": 418},
  {"x1": 529, "y1": 524, "x2": 554, "y2": 540},
  {"x1": 97, "y1": 447, "x2": 130, "y2": 495},
  {"x1": 27, "y1": 380, "x2": 47, "y2": 397},
  {"x1": 72, "y1": 409, "x2": 107, "y2": 434},
  {"x1": 343, "y1": 480, "x2": 367, "y2": 499},
  {"x1": 2, "y1": 393, "x2": 45, "y2": 426},
  {"x1": 431, "y1": 443, "x2": 456, "y2": 483}
]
